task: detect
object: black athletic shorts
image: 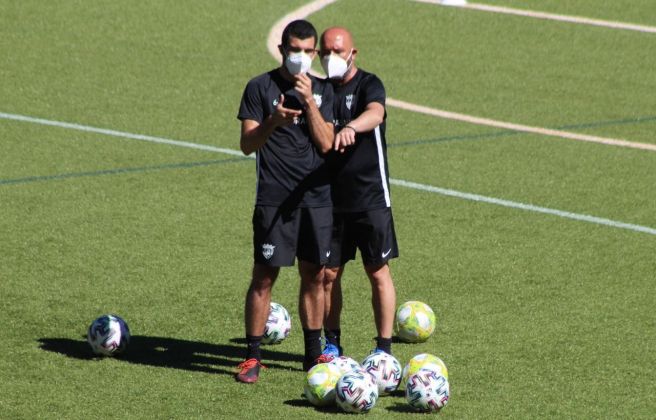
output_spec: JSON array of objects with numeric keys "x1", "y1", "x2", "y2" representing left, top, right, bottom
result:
[
  {"x1": 252, "y1": 205, "x2": 333, "y2": 267},
  {"x1": 327, "y1": 207, "x2": 399, "y2": 268}
]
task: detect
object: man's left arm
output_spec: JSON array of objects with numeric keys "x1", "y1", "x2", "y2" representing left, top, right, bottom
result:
[
  {"x1": 294, "y1": 74, "x2": 334, "y2": 154},
  {"x1": 334, "y1": 102, "x2": 385, "y2": 152}
]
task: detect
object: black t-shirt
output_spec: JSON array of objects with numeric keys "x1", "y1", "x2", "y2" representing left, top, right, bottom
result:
[
  {"x1": 238, "y1": 69, "x2": 334, "y2": 208},
  {"x1": 328, "y1": 69, "x2": 390, "y2": 213}
]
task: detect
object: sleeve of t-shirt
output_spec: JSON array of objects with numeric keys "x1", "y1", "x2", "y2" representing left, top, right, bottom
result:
[
  {"x1": 319, "y1": 81, "x2": 334, "y2": 123},
  {"x1": 237, "y1": 78, "x2": 264, "y2": 123},
  {"x1": 362, "y1": 74, "x2": 386, "y2": 107}
]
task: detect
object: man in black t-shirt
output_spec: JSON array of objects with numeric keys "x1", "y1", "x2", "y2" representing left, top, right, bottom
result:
[
  {"x1": 319, "y1": 27, "x2": 398, "y2": 358},
  {"x1": 236, "y1": 20, "x2": 335, "y2": 383}
]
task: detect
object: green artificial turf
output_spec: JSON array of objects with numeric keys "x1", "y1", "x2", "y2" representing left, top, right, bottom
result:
[{"x1": 1, "y1": 0, "x2": 654, "y2": 418}]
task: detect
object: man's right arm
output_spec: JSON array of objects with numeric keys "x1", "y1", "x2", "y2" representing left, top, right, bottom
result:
[
  {"x1": 240, "y1": 118, "x2": 277, "y2": 155},
  {"x1": 240, "y1": 94, "x2": 302, "y2": 156}
]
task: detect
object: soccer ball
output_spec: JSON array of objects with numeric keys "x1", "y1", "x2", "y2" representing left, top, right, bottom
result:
[
  {"x1": 361, "y1": 352, "x2": 402, "y2": 394},
  {"x1": 303, "y1": 363, "x2": 342, "y2": 406},
  {"x1": 262, "y1": 302, "x2": 291, "y2": 344},
  {"x1": 395, "y1": 301, "x2": 436, "y2": 343},
  {"x1": 87, "y1": 314, "x2": 130, "y2": 356},
  {"x1": 401, "y1": 353, "x2": 449, "y2": 389},
  {"x1": 405, "y1": 368, "x2": 449, "y2": 412},
  {"x1": 335, "y1": 368, "x2": 379, "y2": 414},
  {"x1": 328, "y1": 356, "x2": 361, "y2": 375}
]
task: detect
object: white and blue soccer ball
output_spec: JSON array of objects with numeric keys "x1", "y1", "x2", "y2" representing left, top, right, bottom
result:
[
  {"x1": 262, "y1": 302, "x2": 291, "y2": 344},
  {"x1": 361, "y1": 352, "x2": 402, "y2": 394},
  {"x1": 87, "y1": 314, "x2": 130, "y2": 356},
  {"x1": 303, "y1": 362, "x2": 342, "y2": 406},
  {"x1": 405, "y1": 368, "x2": 450, "y2": 412},
  {"x1": 328, "y1": 356, "x2": 361, "y2": 376},
  {"x1": 335, "y1": 368, "x2": 379, "y2": 414}
]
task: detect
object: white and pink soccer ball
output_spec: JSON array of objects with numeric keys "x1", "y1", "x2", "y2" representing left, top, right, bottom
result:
[
  {"x1": 405, "y1": 368, "x2": 450, "y2": 412},
  {"x1": 361, "y1": 352, "x2": 402, "y2": 394},
  {"x1": 335, "y1": 368, "x2": 379, "y2": 414}
]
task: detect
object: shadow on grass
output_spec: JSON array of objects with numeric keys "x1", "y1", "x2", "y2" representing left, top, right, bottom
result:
[
  {"x1": 283, "y1": 399, "x2": 342, "y2": 413},
  {"x1": 38, "y1": 335, "x2": 304, "y2": 376},
  {"x1": 386, "y1": 402, "x2": 422, "y2": 413}
]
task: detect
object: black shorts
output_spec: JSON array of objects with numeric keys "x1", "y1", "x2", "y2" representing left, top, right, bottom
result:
[
  {"x1": 253, "y1": 205, "x2": 333, "y2": 267},
  {"x1": 327, "y1": 207, "x2": 399, "y2": 268}
]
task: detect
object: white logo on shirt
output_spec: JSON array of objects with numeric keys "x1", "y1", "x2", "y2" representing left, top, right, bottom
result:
[
  {"x1": 262, "y1": 243, "x2": 276, "y2": 260},
  {"x1": 382, "y1": 248, "x2": 392, "y2": 258},
  {"x1": 273, "y1": 98, "x2": 279, "y2": 106},
  {"x1": 313, "y1": 93, "x2": 322, "y2": 108},
  {"x1": 345, "y1": 94, "x2": 353, "y2": 110},
  {"x1": 326, "y1": 250, "x2": 331, "y2": 258}
]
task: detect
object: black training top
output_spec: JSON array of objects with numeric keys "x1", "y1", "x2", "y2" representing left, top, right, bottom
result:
[
  {"x1": 238, "y1": 69, "x2": 334, "y2": 208},
  {"x1": 328, "y1": 69, "x2": 391, "y2": 213}
]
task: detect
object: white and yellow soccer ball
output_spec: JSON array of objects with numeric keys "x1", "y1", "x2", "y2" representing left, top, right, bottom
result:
[
  {"x1": 405, "y1": 368, "x2": 450, "y2": 412},
  {"x1": 361, "y1": 352, "x2": 402, "y2": 394},
  {"x1": 87, "y1": 314, "x2": 130, "y2": 356},
  {"x1": 262, "y1": 302, "x2": 291, "y2": 344},
  {"x1": 335, "y1": 368, "x2": 379, "y2": 414},
  {"x1": 401, "y1": 353, "x2": 449, "y2": 389},
  {"x1": 328, "y1": 356, "x2": 361, "y2": 376},
  {"x1": 304, "y1": 362, "x2": 342, "y2": 406},
  {"x1": 395, "y1": 301, "x2": 436, "y2": 343}
]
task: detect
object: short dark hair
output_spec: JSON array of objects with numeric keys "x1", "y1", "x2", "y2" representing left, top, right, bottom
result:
[{"x1": 281, "y1": 20, "x2": 318, "y2": 49}]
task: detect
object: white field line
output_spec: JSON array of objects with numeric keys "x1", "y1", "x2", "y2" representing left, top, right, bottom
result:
[
  {"x1": 1, "y1": 111, "x2": 655, "y2": 236},
  {"x1": 267, "y1": 0, "x2": 656, "y2": 152},
  {"x1": 467, "y1": 3, "x2": 656, "y2": 34},
  {"x1": 0, "y1": 112, "x2": 248, "y2": 158},
  {"x1": 412, "y1": 0, "x2": 656, "y2": 33},
  {"x1": 391, "y1": 179, "x2": 656, "y2": 236},
  {"x1": 387, "y1": 99, "x2": 656, "y2": 152},
  {"x1": 266, "y1": 0, "x2": 339, "y2": 63}
]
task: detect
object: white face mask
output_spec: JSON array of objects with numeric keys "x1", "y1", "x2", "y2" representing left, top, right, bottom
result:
[
  {"x1": 284, "y1": 52, "x2": 313, "y2": 75},
  {"x1": 321, "y1": 50, "x2": 353, "y2": 79}
]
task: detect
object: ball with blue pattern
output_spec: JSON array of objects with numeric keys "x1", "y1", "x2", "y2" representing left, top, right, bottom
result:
[
  {"x1": 335, "y1": 368, "x2": 379, "y2": 414},
  {"x1": 87, "y1": 314, "x2": 130, "y2": 356}
]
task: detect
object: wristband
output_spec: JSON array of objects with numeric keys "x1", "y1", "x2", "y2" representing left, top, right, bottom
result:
[{"x1": 344, "y1": 125, "x2": 357, "y2": 133}]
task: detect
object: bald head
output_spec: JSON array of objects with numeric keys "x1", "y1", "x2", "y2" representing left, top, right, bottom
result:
[
  {"x1": 320, "y1": 26, "x2": 354, "y2": 52},
  {"x1": 320, "y1": 26, "x2": 358, "y2": 82}
]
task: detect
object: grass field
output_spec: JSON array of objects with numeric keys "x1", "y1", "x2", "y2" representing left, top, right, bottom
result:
[{"x1": 1, "y1": 0, "x2": 655, "y2": 418}]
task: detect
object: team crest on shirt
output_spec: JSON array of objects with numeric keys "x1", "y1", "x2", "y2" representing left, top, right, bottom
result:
[
  {"x1": 345, "y1": 94, "x2": 353, "y2": 110},
  {"x1": 313, "y1": 93, "x2": 322, "y2": 108},
  {"x1": 273, "y1": 98, "x2": 279, "y2": 106},
  {"x1": 262, "y1": 243, "x2": 275, "y2": 260}
]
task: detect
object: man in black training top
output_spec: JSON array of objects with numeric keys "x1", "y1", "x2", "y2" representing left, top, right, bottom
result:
[
  {"x1": 319, "y1": 27, "x2": 398, "y2": 359},
  {"x1": 236, "y1": 20, "x2": 334, "y2": 383}
]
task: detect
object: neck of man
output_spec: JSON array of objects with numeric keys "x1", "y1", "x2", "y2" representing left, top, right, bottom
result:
[
  {"x1": 336, "y1": 66, "x2": 358, "y2": 86},
  {"x1": 278, "y1": 66, "x2": 296, "y2": 82}
]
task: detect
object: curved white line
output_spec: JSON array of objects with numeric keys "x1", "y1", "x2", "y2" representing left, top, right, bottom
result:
[
  {"x1": 267, "y1": 0, "x2": 655, "y2": 152},
  {"x1": 266, "y1": 0, "x2": 339, "y2": 64}
]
